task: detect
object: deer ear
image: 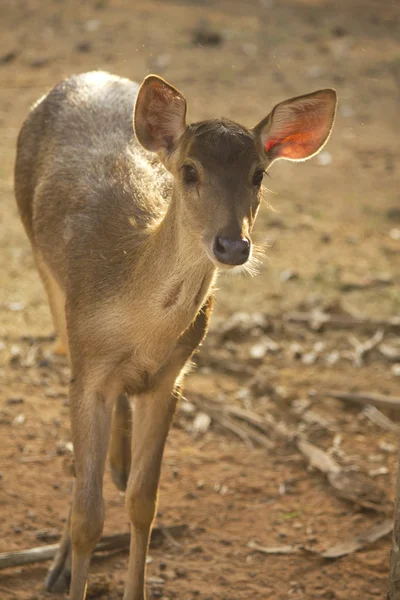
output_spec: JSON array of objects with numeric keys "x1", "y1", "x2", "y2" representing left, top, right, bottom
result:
[
  {"x1": 253, "y1": 89, "x2": 337, "y2": 164},
  {"x1": 134, "y1": 75, "x2": 187, "y2": 152}
]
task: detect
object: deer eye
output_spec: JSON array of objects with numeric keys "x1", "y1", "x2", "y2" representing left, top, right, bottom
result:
[
  {"x1": 182, "y1": 165, "x2": 198, "y2": 184},
  {"x1": 252, "y1": 169, "x2": 264, "y2": 187}
]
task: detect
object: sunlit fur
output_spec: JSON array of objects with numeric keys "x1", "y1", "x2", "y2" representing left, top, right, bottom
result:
[{"x1": 14, "y1": 70, "x2": 337, "y2": 600}]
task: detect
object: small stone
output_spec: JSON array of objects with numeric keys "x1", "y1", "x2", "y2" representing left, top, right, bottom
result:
[
  {"x1": 12, "y1": 414, "x2": 26, "y2": 426},
  {"x1": 7, "y1": 301, "x2": 25, "y2": 311},
  {"x1": 192, "y1": 412, "x2": 211, "y2": 435},
  {"x1": 392, "y1": 364, "x2": 400, "y2": 377},
  {"x1": 302, "y1": 352, "x2": 317, "y2": 365}
]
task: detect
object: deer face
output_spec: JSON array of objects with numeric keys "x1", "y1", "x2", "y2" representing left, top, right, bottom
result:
[{"x1": 134, "y1": 76, "x2": 337, "y2": 269}]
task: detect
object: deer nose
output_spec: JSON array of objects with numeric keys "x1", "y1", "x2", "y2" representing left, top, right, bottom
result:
[{"x1": 213, "y1": 236, "x2": 250, "y2": 266}]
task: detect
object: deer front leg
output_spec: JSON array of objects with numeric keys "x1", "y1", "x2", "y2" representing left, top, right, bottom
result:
[
  {"x1": 123, "y1": 385, "x2": 177, "y2": 600},
  {"x1": 68, "y1": 376, "x2": 117, "y2": 600},
  {"x1": 123, "y1": 297, "x2": 214, "y2": 600}
]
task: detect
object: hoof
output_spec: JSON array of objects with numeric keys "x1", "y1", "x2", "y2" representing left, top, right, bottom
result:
[{"x1": 45, "y1": 538, "x2": 71, "y2": 593}]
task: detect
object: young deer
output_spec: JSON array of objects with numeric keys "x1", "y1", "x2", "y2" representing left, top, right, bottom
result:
[{"x1": 15, "y1": 71, "x2": 336, "y2": 599}]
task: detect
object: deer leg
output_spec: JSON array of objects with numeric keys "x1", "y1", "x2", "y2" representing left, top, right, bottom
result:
[
  {"x1": 45, "y1": 505, "x2": 72, "y2": 592},
  {"x1": 123, "y1": 385, "x2": 177, "y2": 600},
  {"x1": 67, "y1": 377, "x2": 117, "y2": 600},
  {"x1": 109, "y1": 394, "x2": 132, "y2": 492},
  {"x1": 123, "y1": 297, "x2": 214, "y2": 600},
  {"x1": 34, "y1": 252, "x2": 69, "y2": 358}
]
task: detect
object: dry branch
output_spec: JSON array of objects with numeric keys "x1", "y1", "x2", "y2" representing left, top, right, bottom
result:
[
  {"x1": 285, "y1": 311, "x2": 400, "y2": 331},
  {"x1": 249, "y1": 520, "x2": 393, "y2": 559},
  {"x1": 323, "y1": 390, "x2": 400, "y2": 412},
  {"x1": 188, "y1": 395, "x2": 275, "y2": 449},
  {"x1": 0, "y1": 525, "x2": 187, "y2": 571},
  {"x1": 248, "y1": 541, "x2": 300, "y2": 555},
  {"x1": 186, "y1": 394, "x2": 390, "y2": 511},
  {"x1": 363, "y1": 405, "x2": 400, "y2": 434},
  {"x1": 322, "y1": 519, "x2": 393, "y2": 558}
]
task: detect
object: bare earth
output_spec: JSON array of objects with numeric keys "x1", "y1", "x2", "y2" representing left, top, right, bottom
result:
[{"x1": 0, "y1": 1, "x2": 399, "y2": 599}]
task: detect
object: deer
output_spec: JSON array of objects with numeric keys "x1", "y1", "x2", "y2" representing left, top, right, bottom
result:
[{"x1": 14, "y1": 70, "x2": 337, "y2": 599}]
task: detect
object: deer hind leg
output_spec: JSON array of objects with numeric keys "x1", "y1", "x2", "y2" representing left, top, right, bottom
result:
[
  {"x1": 34, "y1": 252, "x2": 69, "y2": 357},
  {"x1": 67, "y1": 375, "x2": 119, "y2": 600},
  {"x1": 46, "y1": 373, "x2": 118, "y2": 598},
  {"x1": 109, "y1": 394, "x2": 132, "y2": 492},
  {"x1": 45, "y1": 505, "x2": 73, "y2": 592}
]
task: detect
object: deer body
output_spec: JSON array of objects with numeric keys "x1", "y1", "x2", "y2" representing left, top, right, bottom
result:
[{"x1": 15, "y1": 70, "x2": 336, "y2": 599}]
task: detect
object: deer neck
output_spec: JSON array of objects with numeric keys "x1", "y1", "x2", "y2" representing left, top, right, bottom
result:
[{"x1": 137, "y1": 189, "x2": 217, "y2": 315}]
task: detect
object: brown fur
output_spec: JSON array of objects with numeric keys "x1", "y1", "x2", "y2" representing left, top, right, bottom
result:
[{"x1": 14, "y1": 71, "x2": 336, "y2": 600}]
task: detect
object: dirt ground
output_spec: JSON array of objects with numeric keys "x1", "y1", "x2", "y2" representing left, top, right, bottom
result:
[{"x1": 0, "y1": 0, "x2": 399, "y2": 599}]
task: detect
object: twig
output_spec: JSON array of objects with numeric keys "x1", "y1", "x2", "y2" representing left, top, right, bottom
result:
[
  {"x1": 20, "y1": 454, "x2": 58, "y2": 464},
  {"x1": 323, "y1": 390, "x2": 400, "y2": 412},
  {"x1": 188, "y1": 395, "x2": 274, "y2": 449},
  {"x1": 0, "y1": 525, "x2": 187, "y2": 570},
  {"x1": 285, "y1": 311, "x2": 400, "y2": 331},
  {"x1": 296, "y1": 439, "x2": 341, "y2": 475},
  {"x1": 348, "y1": 329, "x2": 384, "y2": 367},
  {"x1": 195, "y1": 354, "x2": 254, "y2": 378},
  {"x1": 362, "y1": 405, "x2": 400, "y2": 434},
  {"x1": 248, "y1": 541, "x2": 300, "y2": 555}
]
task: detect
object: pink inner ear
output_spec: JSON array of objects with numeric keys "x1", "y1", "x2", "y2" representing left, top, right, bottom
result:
[
  {"x1": 264, "y1": 138, "x2": 279, "y2": 153},
  {"x1": 263, "y1": 93, "x2": 336, "y2": 161},
  {"x1": 264, "y1": 125, "x2": 326, "y2": 160}
]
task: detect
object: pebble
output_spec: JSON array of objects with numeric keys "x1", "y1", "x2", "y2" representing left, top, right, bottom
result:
[
  {"x1": 392, "y1": 364, "x2": 400, "y2": 377},
  {"x1": 12, "y1": 413, "x2": 26, "y2": 426}
]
